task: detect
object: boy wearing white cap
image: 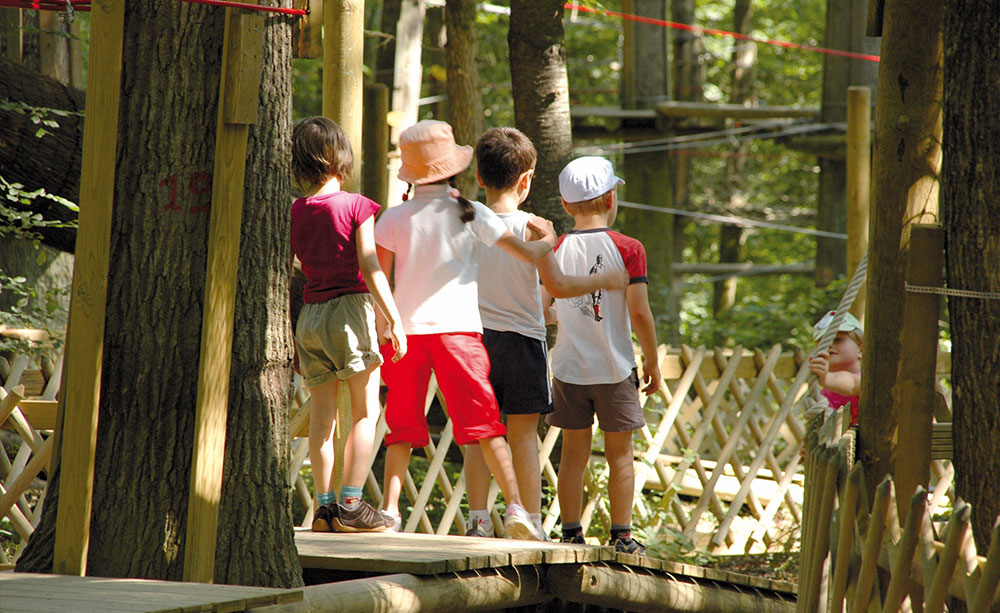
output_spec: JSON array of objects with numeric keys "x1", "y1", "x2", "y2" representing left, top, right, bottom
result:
[
  {"x1": 808, "y1": 310, "x2": 863, "y2": 426},
  {"x1": 546, "y1": 156, "x2": 661, "y2": 554}
]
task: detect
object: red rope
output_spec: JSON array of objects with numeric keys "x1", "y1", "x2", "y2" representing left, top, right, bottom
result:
[
  {"x1": 564, "y1": 2, "x2": 880, "y2": 63},
  {"x1": 2, "y1": 0, "x2": 307, "y2": 15}
]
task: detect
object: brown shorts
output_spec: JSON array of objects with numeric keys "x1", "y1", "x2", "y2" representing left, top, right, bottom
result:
[
  {"x1": 546, "y1": 369, "x2": 645, "y2": 432},
  {"x1": 295, "y1": 293, "x2": 383, "y2": 386}
]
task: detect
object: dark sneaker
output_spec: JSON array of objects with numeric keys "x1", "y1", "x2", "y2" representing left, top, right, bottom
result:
[
  {"x1": 611, "y1": 535, "x2": 646, "y2": 555},
  {"x1": 311, "y1": 503, "x2": 338, "y2": 532},
  {"x1": 331, "y1": 500, "x2": 389, "y2": 532},
  {"x1": 465, "y1": 517, "x2": 491, "y2": 537},
  {"x1": 560, "y1": 526, "x2": 585, "y2": 544}
]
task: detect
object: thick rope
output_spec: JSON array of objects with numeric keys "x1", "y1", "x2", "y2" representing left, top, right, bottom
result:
[{"x1": 803, "y1": 251, "x2": 868, "y2": 419}]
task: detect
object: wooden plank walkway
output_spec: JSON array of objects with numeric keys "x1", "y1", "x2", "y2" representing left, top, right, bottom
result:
[
  {"x1": 0, "y1": 573, "x2": 303, "y2": 612},
  {"x1": 294, "y1": 528, "x2": 797, "y2": 595}
]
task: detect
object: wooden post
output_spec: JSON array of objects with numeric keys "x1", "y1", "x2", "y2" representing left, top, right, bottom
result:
[
  {"x1": 845, "y1": 86, "x2": 870, "y2": 322},
  {"x1": 51, "y1": 0, "x2": 125, "y2": 577},
  {"x1": 891, "y1": 224, "x2": 943, "y2": 522},
  {"x1": 386, "y1": 0, "x2": 426, "y2": 207},
  {"x1": 3, "y1": 9, "x2": 23, "y2": 63},
  {"x1": 183, "y1": 9, "x2": 264, "y2": 584},
  {"x1": 322, "y1": 0, "x2": 364, "y2": 193},
  {"x1": 361, "y1": 82, "x2": 389, "y2": 207}
]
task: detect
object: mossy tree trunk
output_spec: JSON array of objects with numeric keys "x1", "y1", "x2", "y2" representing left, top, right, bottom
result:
[
  {"x1": 17, "y1": 1, "x2": 301, "y2": 586},
  {"x1": 942, "y1": 0, "x2": 1000, "y2": 553}
]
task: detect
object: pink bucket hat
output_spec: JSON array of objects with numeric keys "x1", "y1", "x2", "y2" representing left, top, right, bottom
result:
[{"x1": 398, "y1": 120, "x2": 473, "y2": 185}]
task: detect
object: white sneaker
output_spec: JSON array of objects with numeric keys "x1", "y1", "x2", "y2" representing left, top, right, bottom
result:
[
  {"x1": 504, "y1": 502, "x2": 542, "y2": 541},
  {"x1": 379, "y1": 510, "x2": 402, "y2": 532}
]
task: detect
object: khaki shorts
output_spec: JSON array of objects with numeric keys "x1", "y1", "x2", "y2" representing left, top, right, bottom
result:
[
  {"x1": 295, "y1": 293, "x2": 383, "y2": 387},
  {"x1": 546, "y1": 369, "x2": 645, "y2": 432}
]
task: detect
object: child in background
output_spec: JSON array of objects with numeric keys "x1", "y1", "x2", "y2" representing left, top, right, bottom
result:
[
  {"x1": 290, "y1": 117, "x2": 406, "y2": 533},
  {"x1": 374, "y1": 120, "x2": 555, "y2": 540},
  {"x1": 808, "y1": 310, "x2": 863, "y2": 427},
  {"x1": 463, "y1": 128, "x2": 628, "y2": 539},
  {"x1": 546, "y1": 156, "x2": 660, "y2": 555}
]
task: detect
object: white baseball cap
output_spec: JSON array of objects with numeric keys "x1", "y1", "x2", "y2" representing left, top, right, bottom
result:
[
  {"x1": 559, "y1": 156, "x2": 624, "y2": 203},
  {"x1": 812, "y1": 310, "x2": 863, "y2": 342}
]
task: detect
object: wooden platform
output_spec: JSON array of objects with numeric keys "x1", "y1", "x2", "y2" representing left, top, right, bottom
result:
[
  {"x1": 0, "y1": 572, "x2": 303, "y2": 612},
  {"x1": 294, "y1": 528, "x2": 797, "y2": 595}
]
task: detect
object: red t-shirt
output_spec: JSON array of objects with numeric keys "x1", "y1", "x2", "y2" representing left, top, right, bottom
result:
[{"x1": 290, "y1": 191, "x2": 380, "y2": 304}]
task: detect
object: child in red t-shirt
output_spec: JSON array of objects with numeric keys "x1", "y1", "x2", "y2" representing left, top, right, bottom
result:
[{"x1": 290, "y1": 117, "x2": 406, "y2": 532}]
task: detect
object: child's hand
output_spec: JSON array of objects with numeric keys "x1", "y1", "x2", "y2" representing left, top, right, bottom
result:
[
  {"x1": 639, "y1": 356, "x2": 660, "y2": 395},
  {"x1": 387, "y1": 321, "x2": 407, "y2": 362},
  {"x1": 808, "y1": 352, "x2": 829, "y2": 386},
  {"x1": 526, "y1": 215, "x2": 557, "y2": 247},
  {"x1": 596, "y1": 270, "x2": 629, "y2": 291}
]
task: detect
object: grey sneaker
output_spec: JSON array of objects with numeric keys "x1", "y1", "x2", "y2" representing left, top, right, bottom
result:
[
  {"x1": 331, "y1": 500, "x2": 389, "y2": 532},
  {"x1": 379, "y1": 510, "x2": 402, "y2": 532},
  {"x1": 465, "y1": 517, "x2": 491, "y2": 537},
  {"x1": 610, "y1": 533, "x2": 646, "y2": 555}
]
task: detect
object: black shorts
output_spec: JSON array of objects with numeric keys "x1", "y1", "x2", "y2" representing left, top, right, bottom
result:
[{"x1": 482, "y1": 329, "x2": 553, "y2": 416}]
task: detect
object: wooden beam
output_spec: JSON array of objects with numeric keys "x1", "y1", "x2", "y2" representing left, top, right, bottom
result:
[
  {"x1": 361, "y1": 82, "x2": 388, "y2": 207},
  {"x1": 183, "y1": 9, "x2": 264, "y2": 584},
  {"x1": 322, "y1": 0, "x2": 364, "y2": 193},
  {"x1": 671, "y1": 263, "x2": 813, "y2": 276},
  {"x1": 846, "y1": 86, "x2": 871, "y2": 321},
  {"x1": 656, "y1": 101, "x2": 820, "y2": 120},
  {"x1": 52, "y1": 0, "x2": 125, "y2": 577},
  {"x1": 892, "y1": 224, "x2": 943, "y2": 522}
]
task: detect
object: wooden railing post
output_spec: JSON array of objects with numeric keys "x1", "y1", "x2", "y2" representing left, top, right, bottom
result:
[
  {"x1": 183, "y1": 8, "x2": 264, "y2": 584},
  {"x1": 846, "y1": 86, "x2": 871, "y2": 322},
  {"x1": 51, "y1": 0, "x2": 125, "y2": 577},
  {"x1": 892, "y1": 224, "x2": 943, "y2": 522}
]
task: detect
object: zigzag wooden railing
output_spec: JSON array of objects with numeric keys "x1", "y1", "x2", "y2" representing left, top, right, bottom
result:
[
  {"x1": 288, "y1": 343, "x2": 826, "y2": 553},
  {"x1": 797, "y1": 409, "x2": 999, "y2": 612}
]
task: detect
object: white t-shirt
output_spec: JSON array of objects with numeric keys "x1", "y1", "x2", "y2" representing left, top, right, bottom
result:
[
  {"x1": 551, "y1": 228, "x2": 648, "y2": 385},
  {"x1": 475, "y1": 210, "x2": 547, "y2": 342},
  {"x1": 374, "y1": 184, "x2": 509, "y2": 335}
]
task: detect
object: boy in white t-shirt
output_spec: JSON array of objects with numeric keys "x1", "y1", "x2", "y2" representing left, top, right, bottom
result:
[
  {"x1": 547, "y1": 156, "x2": 661, "y2": 554},
  {"x1": 463, "y1": 128, "x2": 627, "y2": 539}
]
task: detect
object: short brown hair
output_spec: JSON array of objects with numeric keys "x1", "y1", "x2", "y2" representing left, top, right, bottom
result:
[
  {"x1": 563, "y1": 190, "x2": 613, "y2": 216},
  {"x1": 475, "y1": 127, "x2": 537, "y2": 190},
  {"x1": 291, "y1": 117, "x2": 353, "y2": 189}
]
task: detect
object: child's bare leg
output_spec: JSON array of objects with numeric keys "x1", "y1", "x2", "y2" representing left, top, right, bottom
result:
[
  {"x1": 506, "y1": 413, "x2": 542, "y2": 514},
  {"x1": 477, "y1": 436, "x2": 523, "y2": 507},
  {"x1": 603, "y1": 430, "x2": 635, "y2": 526},
  {"x1": 463, "y1": 444, "x2": 491, "y2": 512},
  {"x1": 556, "y1": 427, "x2": 593, "y2": 524},
  {"x1": 307, "y1": 380, "x2": 340, "y2": 498},
  {"x1": 381, "y1": 443, "x2": 411, "y2": 516},
  {"x1": 343, "y1": 364, "x2": 381, "y2": 488}
]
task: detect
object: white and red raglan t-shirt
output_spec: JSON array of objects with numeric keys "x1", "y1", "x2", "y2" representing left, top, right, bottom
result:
[{"x1": 550, "y1": 228, "x2": 648, "y2": 385}]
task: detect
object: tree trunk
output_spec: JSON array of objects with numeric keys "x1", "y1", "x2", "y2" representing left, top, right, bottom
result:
[
  {"x1": 942, "y1": 0, "x2": 1000, "y2": 553},
  {"x1": 0, "y1": 59, "x2": 83, "y2": 253},
  {"x1": 386, "y1": 0, "x2": 426, "y2": 207},
  {"x1": 713, "y1": 0, "x2": 753, "y2": 321},
  {"x1": 620, "y1": 0, "x2": 673, "y2": 343},
  {"x1": 375, "y1": 0, "x2": 402, "y2": 99},
  {"x1": 814, "y1": 0, "x2": 880, "y2": 287},
  {"x1": 858, "y1": 0, "x2": 942, "y2": 499},
  {"x1": 17, "y1": 2, "x2": 302, "y2": 586},
  {"x1": 666, "y1": 0, "x2": 704, "y2": 346},
  {"x1": 444, "y1": 0, "x2": 483, "y2": 198},
  {"x1": 509, "y1": 0, "x2": 572, "y2": 232}
]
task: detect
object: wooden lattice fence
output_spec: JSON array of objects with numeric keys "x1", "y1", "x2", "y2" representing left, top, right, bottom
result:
[{"x1": 286, "y1": 343, "x2": 819, "y2": 553}]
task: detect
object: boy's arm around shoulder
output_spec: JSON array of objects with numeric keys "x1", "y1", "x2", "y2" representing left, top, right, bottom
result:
[{"x1": 626, "y1": 281, "x2": 660, "y2": 395}]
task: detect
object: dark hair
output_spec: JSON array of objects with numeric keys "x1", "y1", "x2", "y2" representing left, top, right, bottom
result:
[
  {"x1": 291, "y1": 117, "x2": 353, "y2": 189},
  {"x1": 475, "y1": 127, "x2": 537, "y2": 190},
  {"x1": 448, "y1": 178, "x2": 476, "y2": 223}
]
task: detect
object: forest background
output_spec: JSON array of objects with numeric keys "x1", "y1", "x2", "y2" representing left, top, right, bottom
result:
[{"x1": 2, "y1": 0, "x2": 860, "y2": 354}]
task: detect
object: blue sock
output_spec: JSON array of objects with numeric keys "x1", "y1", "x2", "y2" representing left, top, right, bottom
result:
[
  {"x1": 317, "y1": 491, "x2": 337, "y2": 506},
  {"x1": 340, "y1": 485, "x2": 363, "y2": 510}
]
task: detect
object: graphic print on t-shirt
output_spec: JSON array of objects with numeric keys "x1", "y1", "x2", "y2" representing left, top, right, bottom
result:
[{"x1": 569, "y1": 254, "x2": 605, "y2": 321}]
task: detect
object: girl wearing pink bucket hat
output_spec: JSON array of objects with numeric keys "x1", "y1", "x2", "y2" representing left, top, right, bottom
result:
[{"x1": 374, "y1": 120, "x2": 554, "y2": 539}]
